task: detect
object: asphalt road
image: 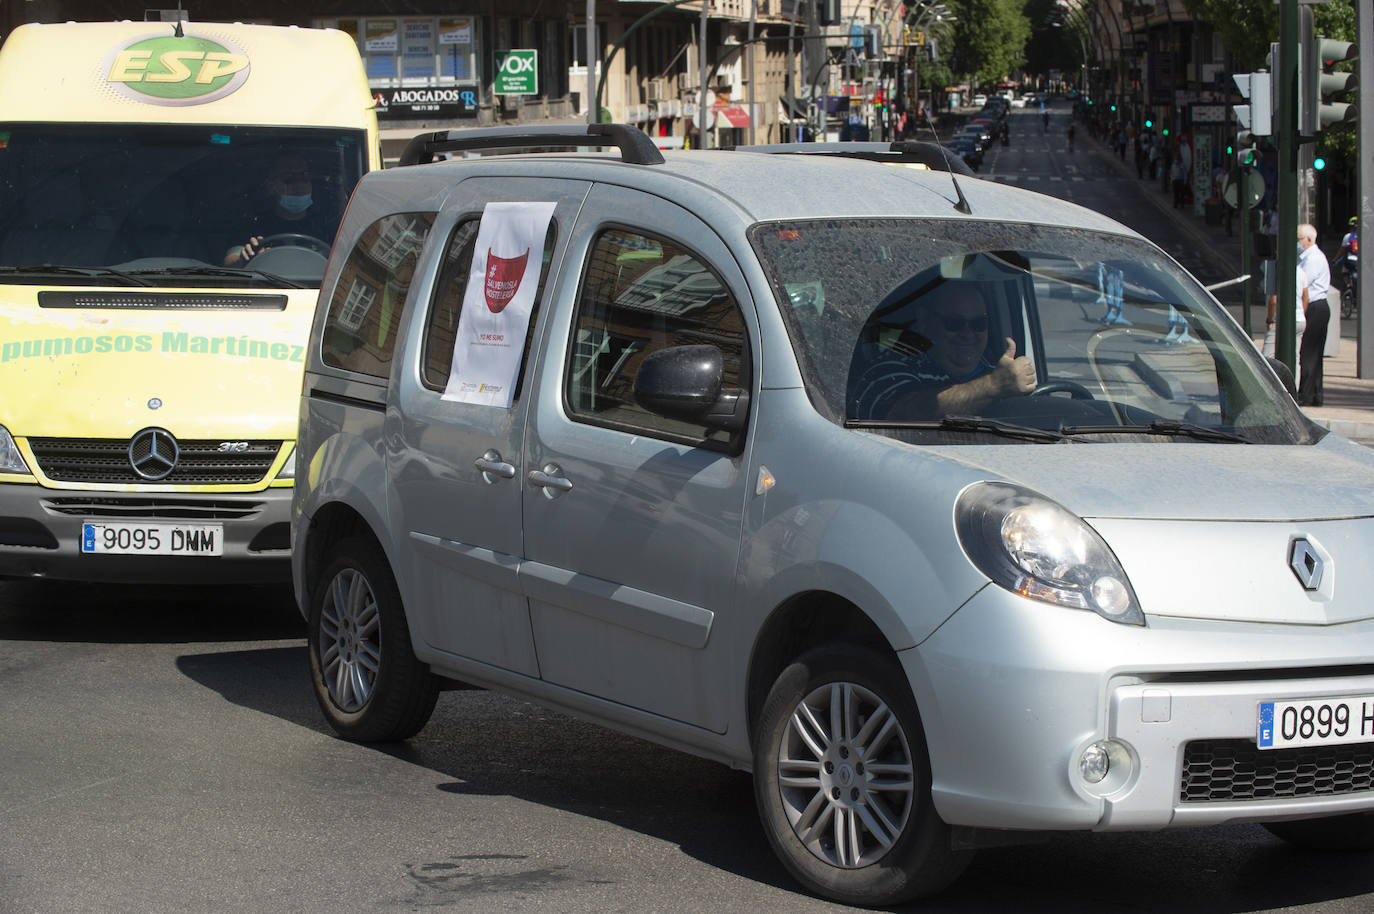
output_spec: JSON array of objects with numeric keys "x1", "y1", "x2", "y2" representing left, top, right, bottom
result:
[
  {"x1": 5, "y1": 106, "x2": 1374, "y2": 912},
  {"x1": 5, "y1": 575, "x2": 1374, "y2": 913}
]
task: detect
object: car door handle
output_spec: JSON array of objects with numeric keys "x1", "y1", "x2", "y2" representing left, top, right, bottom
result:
[
  {"x1": 528, "y1": 463, "x2": 573, "y2": 496},
  {"x1": 474, "y1": 450, "x2": 516, "y2": 481}
]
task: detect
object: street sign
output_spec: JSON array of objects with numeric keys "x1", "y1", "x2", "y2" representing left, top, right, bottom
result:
[
  {"x1": 494, "y1": 49, "x2": 538, "y2": 95},
  {"x1": 1222, "y1": 168, "x2": 1265, "y2": 209}
]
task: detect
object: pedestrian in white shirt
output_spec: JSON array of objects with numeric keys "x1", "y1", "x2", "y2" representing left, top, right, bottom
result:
[{"x1": 1296, "y1": 223, "x2": 1330, "y2": 406}]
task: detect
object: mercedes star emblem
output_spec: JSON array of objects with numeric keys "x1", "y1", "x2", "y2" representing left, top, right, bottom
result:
[{"x1": 128, "y1": 428, "x2": 179, "y2": 481}]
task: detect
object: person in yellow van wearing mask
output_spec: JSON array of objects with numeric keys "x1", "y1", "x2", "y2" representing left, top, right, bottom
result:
[{"x1": 224, "y1": 153, "x2": 335, "y2": 267}]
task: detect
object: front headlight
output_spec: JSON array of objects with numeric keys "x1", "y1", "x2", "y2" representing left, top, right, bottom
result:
[
  {"x1": 955, "y1": 481, "x2": 1144, "y2": 626},
  {"x1": 276, "y1": 444, "x2": 296, "y2": 480},
  {"x1": 0, "y1": 425, "x2": 31, "y2": 474}
]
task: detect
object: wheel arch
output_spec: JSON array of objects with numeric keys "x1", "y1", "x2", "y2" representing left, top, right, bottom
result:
[
  {"x1": 746, "y1": 592, "x2": 903, "y2": 749},
  {"x1": 299, "y1": 500, "x2": 386, "y2": 616}
]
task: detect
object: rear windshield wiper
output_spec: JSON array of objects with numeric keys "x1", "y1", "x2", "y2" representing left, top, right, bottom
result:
[
  {"x1": 125, "y1": 266, "x2": 308, "y2": 289},
  {"x1": 845, "y1": 415, "x2": 1070, "y2": 443},
  {"x1": 1060, "y1": 420, "x2": 1249, "y2": 443},
  {"x1": 0, "y1": 264, "x2": 151, "y2": 285}
]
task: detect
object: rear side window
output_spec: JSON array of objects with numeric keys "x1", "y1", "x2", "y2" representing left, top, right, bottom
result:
[
  {"x1": 566, "y1": 228, "x2": 749, "y2": 446},
  {"x1": 320, "y1": 212, "x2": 436, "y2": 378},
  {"x1": 420, "y1": 217, "x2": 557, "y2": 396}
]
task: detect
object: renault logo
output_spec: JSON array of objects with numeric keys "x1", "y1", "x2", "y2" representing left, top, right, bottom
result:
[
  {"x1": 128, "y1": 428, "x2": 179, "y2": 481},
  {"x1": 1289, "y1": 538, "x2": 1324, "y2": 591}
]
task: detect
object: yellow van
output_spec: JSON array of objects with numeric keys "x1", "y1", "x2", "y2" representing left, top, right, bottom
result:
[{"x1": 0, "y1": 20, "x2": 379, "y2": 583}]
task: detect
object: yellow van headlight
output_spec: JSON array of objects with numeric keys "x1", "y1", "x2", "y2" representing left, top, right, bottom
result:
[{"x1": 0, "y1": 425, "x2": 30, "y2": 475}]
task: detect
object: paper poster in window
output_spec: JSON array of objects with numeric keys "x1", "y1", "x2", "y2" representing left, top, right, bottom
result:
[{"x1": 443, "y1": 201, "x2": 557, "y2": 407}]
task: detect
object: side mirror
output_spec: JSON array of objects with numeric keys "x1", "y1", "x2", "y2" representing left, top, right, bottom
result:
[
  {"x1": 1266, "y1": 356, "x2": 1297, "y2": 398},
  {"x1": 634, "y1": 345, "x2": 749, "y2": 433}
]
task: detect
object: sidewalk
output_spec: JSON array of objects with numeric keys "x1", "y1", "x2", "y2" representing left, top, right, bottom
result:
[{"x1": 1085, "y1": 133, "x2": 1374, "y2": 445}]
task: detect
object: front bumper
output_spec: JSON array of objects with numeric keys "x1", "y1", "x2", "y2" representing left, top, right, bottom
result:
[
  {"x1": 904, "y1": 586, "x2": 1374, "y2": 832},
  {"x1": 0, "y1": 482, "x2": 292, "y2": 584}
]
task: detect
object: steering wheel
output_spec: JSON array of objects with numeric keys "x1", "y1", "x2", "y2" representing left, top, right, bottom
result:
[
  {"x1": 253, "y1": 233, "x2": 331, "y2": 258},
  {"x1": 1031, "y1": 380, "x2": 1095, "y2": 400}
]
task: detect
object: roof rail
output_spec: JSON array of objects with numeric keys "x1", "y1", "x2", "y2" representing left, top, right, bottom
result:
[
  {"x1": 398, "y1": 123, "x2": 666, "y2": 167},
  {"x1": 722, "y1": 141, "x2": 975, "y2": 177}
]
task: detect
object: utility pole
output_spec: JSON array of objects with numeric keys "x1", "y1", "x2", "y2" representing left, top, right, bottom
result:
[
  {"x1": 1360, "y1": 1, "x2": 1373, "y2": 378},
  {"x1": 1275, "y1": 0, "x2": 1300, "y2": 375},
  {"x1": 586, "y1": 0, "x2": 597, "y2": 124}
]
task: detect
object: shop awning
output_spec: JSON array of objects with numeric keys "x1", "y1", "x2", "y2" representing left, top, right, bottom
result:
[{"x1": 716, "y1": 105, "x2": 750, "y2": 128}]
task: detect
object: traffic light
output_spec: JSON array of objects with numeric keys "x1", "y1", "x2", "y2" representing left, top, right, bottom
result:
[
  {"x1": 1234, "y1": 130, "x2": 1260, "y2": 167},
  {"x1": 1313, "y1": 155, "x2": 1326, "y2": 171},
  {"x1": 1233, "y1": 72, "x2": 1272, "y2": 137},
  {"x1": 1301, "y1": 35, "x2": 1357, "y2": 135},
  {"x1": 1144, "y1": 119, "x2": 1153, "y2": 128}
]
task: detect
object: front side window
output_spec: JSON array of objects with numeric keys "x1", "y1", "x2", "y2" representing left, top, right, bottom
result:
[
  {"x1": 751, "y1": 219, "x2": 1315, "y2": 445},
  {"x1": 320, "y1": 212, "x2": 436, "y2": 379},
  {"x1": 567, "y1": 228, "x2": 749, "y2": 446}
]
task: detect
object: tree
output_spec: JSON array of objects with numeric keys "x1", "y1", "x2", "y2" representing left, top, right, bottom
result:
[{"x1": 949, "y1": 0, "x2": 1031, "y2": 87}]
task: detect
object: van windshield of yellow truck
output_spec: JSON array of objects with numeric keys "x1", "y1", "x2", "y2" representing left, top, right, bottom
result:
[{"x1": 0, "y1": 123, "x2": 367, "y2": 287}]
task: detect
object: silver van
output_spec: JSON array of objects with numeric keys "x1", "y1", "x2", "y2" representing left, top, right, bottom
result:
[{"x1": 293, "y1": 125, "x2": 1374, "y2": 906}]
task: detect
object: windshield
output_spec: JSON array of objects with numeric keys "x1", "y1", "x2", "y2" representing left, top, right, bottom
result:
[
  {"x1": 0, "y1": 123, "x2": 367, "y2": 288},
  {"x1": 751, "y1": 219, "x2": 1317, "y2": 445}
]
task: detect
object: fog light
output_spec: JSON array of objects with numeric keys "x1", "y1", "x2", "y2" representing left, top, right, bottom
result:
[{"x1": 1079, "y1": 742, "x2": 1111, "y2": 783}]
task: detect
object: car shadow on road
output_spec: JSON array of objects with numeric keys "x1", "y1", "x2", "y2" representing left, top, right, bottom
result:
[
  {"x1": 0, "y1": 578, "x2": 302, "y2": 643},
  {"x1": 174, "y1": 645, "x2": 1374, "y2": 913}
]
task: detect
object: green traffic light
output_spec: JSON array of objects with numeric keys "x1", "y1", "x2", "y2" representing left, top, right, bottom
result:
[
  {"x1": 1110, "y1": 104, "x2": 1117, "y2": 112},
  {"x1": 1144, "y1": 119, "x2": 1153, "y2": 128},
  {"x1": 1314, "y1": 156, "x2": 1326, "y2": 170},
  {"x1": 1226, "y1": 144, "x2": 1235, "y2": 155}
]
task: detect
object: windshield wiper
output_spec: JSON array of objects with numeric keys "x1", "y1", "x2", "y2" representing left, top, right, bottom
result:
[
  {"x1": 845, "y1": 415, "x2": 1069, "y2": 443},
  {"x1": 125, "y1": 266, "x2": 308, "y2": 289},
  {"x1": 0, "y1": 264, "x2": 151, "y2": 285},
  {"x1": 1060, "y1": 420, "x2": 1249, "y2": 443}
]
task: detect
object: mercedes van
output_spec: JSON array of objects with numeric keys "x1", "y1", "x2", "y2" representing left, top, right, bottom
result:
[{"x1": 0, "y1": 20, "x2": 378, "y2": 582}]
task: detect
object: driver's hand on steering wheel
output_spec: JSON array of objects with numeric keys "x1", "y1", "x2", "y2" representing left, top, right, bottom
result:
[
  {"x1": 226, "y1": 235, "x2": 267, "y2": 267},
  {"x1": 992, "y1": 338, "x2": 1037, "y2": 395}
]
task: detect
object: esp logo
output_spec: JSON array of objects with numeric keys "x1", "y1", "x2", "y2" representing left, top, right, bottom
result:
[{"x1": 104, "y1": 32, "x2": 250, "y2": 106}]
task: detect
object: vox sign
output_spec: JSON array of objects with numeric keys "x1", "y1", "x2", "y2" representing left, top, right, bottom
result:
[{"x1": 494, "y1": 49, "x2": 538, "y2": 95}]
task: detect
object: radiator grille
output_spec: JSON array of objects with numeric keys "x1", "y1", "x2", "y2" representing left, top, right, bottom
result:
[
  {"x1": 1181, "y1": 739, "x2": 1374, "y2": 803},
  {"x1": 44, "y1": 497, "x2": 264, "y2": 520},
  {"x1": 29, "y1": 437, "x2": 281, "y2": 485}
]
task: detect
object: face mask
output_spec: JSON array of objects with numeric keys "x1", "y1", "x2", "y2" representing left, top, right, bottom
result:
[{"x1": 278, "y1": 193, "x2": 312, "y2": 215}]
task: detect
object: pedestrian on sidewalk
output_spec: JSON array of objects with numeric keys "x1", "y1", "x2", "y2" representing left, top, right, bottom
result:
[
  {"x1": 1148, "y1": 136, "x2": 1159, "y2": 180},
  {"x1": 1171, "y1": 156, "x2": 1187, "y2": 208},
  {"x1": 1297, "y1": 222, "x2": 1331, "y2": 406}
]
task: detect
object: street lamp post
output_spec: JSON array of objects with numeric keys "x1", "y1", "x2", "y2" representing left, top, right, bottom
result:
[{"x1": 906, "y1": 1, "x2": 955, "y2": 122}]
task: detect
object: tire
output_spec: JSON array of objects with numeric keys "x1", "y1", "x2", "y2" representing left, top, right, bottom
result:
[
  {"x1": 307, "y1": 536, "x2": 439, "y2": 742},
  {"x1": 1264, "y1": 813, "x2": 1374, "y2": 852},
  {"x1": 752, "y1": 645, "x2": 971, "y2": 906},
  {"x1": 1341, "y1": 287, "x2": 1357, "y2": 321}
]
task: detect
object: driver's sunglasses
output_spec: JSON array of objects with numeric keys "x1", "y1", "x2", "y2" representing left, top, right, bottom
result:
[{"x1": 938, "y1": 315, "x2": 988, "y2": 333}]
